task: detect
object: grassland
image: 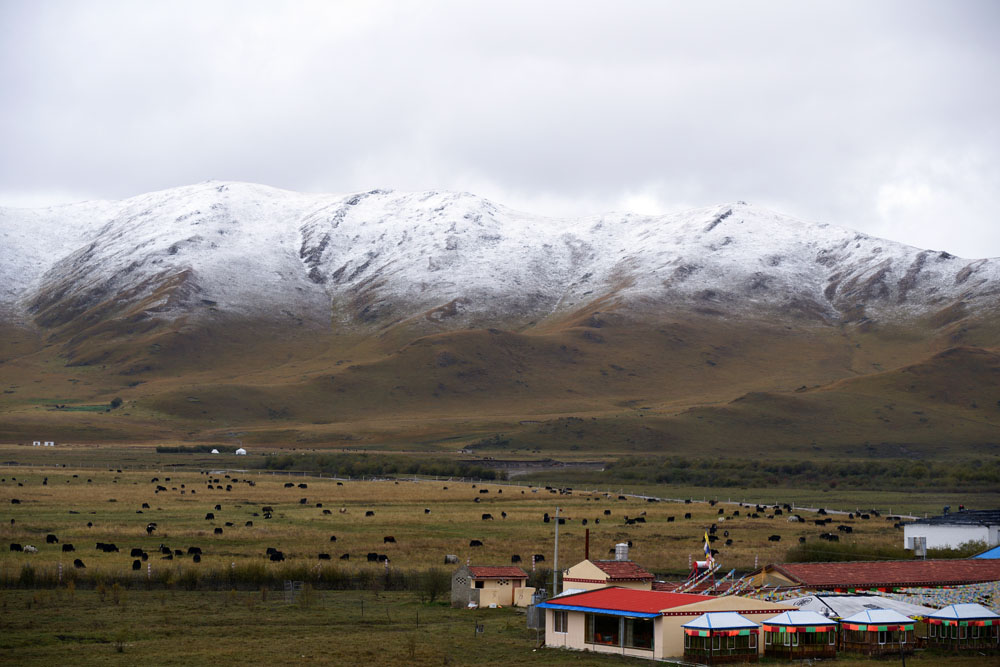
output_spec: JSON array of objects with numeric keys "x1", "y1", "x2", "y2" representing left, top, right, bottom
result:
[
  {"x1": 1, "y1": 589, "x2": 988, "y2": 667},
  {"x1": 0, "y1": 588, "x2": 584, "y2": 666},
  {"x1": 0, "y1": 447, "x2": 974, "y2": 582},
  {"x1": 3, "y1": 308, "x2": 1000, "y2": 464},
  {"x1": 3, "y1": 447, "x2": 997, "y2": 665}
]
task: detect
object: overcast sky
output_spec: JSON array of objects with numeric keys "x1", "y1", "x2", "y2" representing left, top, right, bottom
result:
[{"x1": 2, "y1": 1, "x2": 998, "y2": 257}]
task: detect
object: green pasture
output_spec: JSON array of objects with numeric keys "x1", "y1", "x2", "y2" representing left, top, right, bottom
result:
[
  {"x1": 0, "y1": 588, "x2": 990, "y2": 666},
  {"x1": 1, "y1": 448, "x2": 997, "y2": 666}
]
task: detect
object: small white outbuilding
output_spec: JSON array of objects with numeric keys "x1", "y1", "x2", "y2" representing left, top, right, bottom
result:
[{"x1": 235, "y1": 447, "x2": 247, "y2": 456}]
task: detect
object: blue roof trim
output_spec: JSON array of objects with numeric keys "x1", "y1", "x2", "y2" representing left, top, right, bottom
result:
[
  {"x1": 536, "y1": 602, "x2": 659, "y2": 618},
  {"x1": 973, "y1": 545, "x2": 1000, "y2": 559}
]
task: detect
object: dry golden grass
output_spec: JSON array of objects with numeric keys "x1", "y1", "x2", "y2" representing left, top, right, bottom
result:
[
  {"x1": 3, "y1": 306, "x2": 999, "y2": 466},
  {"x1": 1, "y1": 463, "x2": 913, "y2": 580}
]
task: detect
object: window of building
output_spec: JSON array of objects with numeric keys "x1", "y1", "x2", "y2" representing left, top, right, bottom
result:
[
  {"x1": 959, "y1": 626, "x2": 967, "y2": 640},
  {"x1": 474, "y1": 580, "x2": 484, "y2": 589},
  {"x1": 586, "y1": 614, "x2": 620, "y2": 646},
  {"x1": 623, "y1": 617, "x2": 654, "y2": 650},
  {"x1": 553, "y1": 611, "x2": 568, "y2": 634},
  {"x1": 749, "y1": 633, "x2": 757, "y2": 649}
]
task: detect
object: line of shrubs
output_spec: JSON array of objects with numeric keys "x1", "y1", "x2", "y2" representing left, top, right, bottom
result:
[
  {"x1": 591, "y1": 456, "x2": 1000, "y2": 490},
  {"x1": 155, "y1": 445, "x2": 237, "y2": 454},
  {"x1": 2, "y1": 562, "x2": 552, "y2": 597},
  {"x1": 262, "y1": 453, "x2": 507, "y2": 481}
]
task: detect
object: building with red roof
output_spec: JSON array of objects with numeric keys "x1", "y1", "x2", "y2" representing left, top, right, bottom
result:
[
  {"x1": 562, "y1": 542, "x2": 655, "y2": 591},
  {"x1": 537, "y1": 587, "x2": 793, "y2": 660},
  {"x1": 563, "y1": 558, "x2": 656, "y2": 590},
  {"x1": 750, "y1": 559, "x2": 1000, "y2": 592},
  {"x1": 450, "y1": 564, "x2": 532, "y2": 608}
]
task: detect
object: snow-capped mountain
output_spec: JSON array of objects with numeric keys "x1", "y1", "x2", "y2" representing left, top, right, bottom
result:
[{"x1": 3, "y1": 181, "x2": 998, "y2": 333}]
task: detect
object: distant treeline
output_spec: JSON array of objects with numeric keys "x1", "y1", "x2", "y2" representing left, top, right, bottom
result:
[
  {"x1": 155, "y1": 445, "x2": 236, "y2": 454},
  {"x1": 263, "y1": 453, "x2": 507, "y2": 481},
  {"x1": 599, "y1": 456, "x2": 1000, "y2": 490}
]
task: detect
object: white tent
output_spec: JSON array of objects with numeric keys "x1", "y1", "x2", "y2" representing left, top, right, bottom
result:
[
  {"x1": 926, "y1": 603, "x2": 1000, "y2": 623},
  {"x1": 839, "y1": 608, "x2": 915, "y2": 626},
  {"x1": 210, "y1": 448, "x2": 220, "y2": 454},
  {"x1": 682, "y1": 612, "x2": 760, "y2": 631},
  {"x1": 234, "y1": 447, "x2": 247, "y2": 456},
  {"x1": 783, "y1": 594, "x2": 935, "y2": 620}
]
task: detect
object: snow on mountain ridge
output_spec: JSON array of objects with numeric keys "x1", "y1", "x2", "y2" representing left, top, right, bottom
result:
[{"x1": 4, "y1": 181, "x2": 998, "y2": 331}]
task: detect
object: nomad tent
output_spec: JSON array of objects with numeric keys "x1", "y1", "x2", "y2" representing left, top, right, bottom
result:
[
  {"x1": 838, "y1": 608, "x2": 915, "y2": 657},
  {"x1": 762, "y1": 610, "x2": 837, "y2": 660},
  {"x1": 682, "y1": 612, "x2": 760, "y2": 664},
  {"x1": 924, "y1": 603, "x2": 999, "y2": 652}
]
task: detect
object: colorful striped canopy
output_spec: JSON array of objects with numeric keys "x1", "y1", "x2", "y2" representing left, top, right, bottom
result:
[
  {"x1": 841, "y1": 623, "x2": 914, "y2": 632},
  {"x1": 839, "y1": 608, "x2": 915, "y2": 629},
  {"x1": 684, "y1": 628, "x2": 755, "y2": 637},
  {"x1": 925, "y1": 602, "x2": 1000, "y2": 626},
  {"x1": 926, "y1": 618, "x2": 997, "y2": 627},
  {"x1": 763, "y1": 610, "x2": 837, "y2": 632},
  {"x1": 682, "y1": 611, "x2": 760, "y2": 633},
  {"x1": 762, "y1": 624, "x2": 834, "y2": 633}
]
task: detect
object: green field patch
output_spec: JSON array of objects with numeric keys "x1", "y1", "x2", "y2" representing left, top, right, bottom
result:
[{"x1": 30, "y1": 399, "x2": 111, "y2": 412}]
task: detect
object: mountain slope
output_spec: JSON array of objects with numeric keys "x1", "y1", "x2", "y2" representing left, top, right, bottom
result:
[{"x1": 1, "y1": 181, "x2": 999, "y2": 453}]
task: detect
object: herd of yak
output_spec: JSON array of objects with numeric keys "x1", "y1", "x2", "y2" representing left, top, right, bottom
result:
[{"x1": 7, "y1": 472, "x2": 906, "y2": 570}]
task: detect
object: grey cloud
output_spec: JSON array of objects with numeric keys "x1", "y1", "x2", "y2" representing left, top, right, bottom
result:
[{"x1": 1, "y1": 0, "x2": 998, "y2": 257}]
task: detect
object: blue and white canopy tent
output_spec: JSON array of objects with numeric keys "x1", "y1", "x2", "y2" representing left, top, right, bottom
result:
[
  {"x1": 925, "y1": 603, "x2": 999, "y2": 628},
  {"x1": 682, "y1": 612, "x2": 759, "y2": 637}
]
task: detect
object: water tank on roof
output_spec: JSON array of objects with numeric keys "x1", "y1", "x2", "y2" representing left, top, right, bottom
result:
[{"x1": 615, "y1": 543, "x2": 629, "y2": 561}]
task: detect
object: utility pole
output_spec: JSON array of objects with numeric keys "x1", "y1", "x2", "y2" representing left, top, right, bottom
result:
[{"x1": 552, "y1": 507, "x2": 560, "y2": 596}]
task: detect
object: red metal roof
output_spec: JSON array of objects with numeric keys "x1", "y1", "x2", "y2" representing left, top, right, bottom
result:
[
  {"x1": 591, "y1": 560, "x2": 655, "y2": 581},
  {"x1": 769, "y1": 559, "x2": 1000, "y2": 589},
  {"x1": 468, "y1": 566, "x2": 528, "y2": 579},
  {"x1": 548, "y1": 587, "x2": 714, "y2": 614}
]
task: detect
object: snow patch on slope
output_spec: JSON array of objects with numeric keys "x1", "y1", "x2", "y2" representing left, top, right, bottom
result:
[{"x1": 3, "y1": 181, "x2": 998, "y2": 330}]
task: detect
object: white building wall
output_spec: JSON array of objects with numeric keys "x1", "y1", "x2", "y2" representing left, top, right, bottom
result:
[{"x1": 904, "y1": 523, "x2": 993, "y2": 549}]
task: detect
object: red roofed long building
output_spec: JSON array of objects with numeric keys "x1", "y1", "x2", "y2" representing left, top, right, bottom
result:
[
  {"x1": 750, "y1": 559, "x2": 1000, "y2": 591},
  {"x1": 537, "y1": 586, "x2": 793, "y2": 660}
]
